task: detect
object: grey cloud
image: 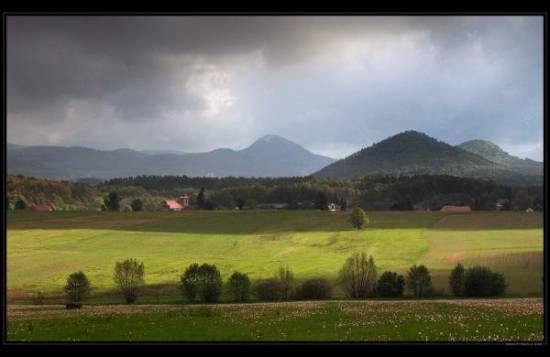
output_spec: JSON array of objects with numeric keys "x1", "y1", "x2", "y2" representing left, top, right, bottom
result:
[{"x1": 6, "y1": 16, "x2": 544, "y2": 161}]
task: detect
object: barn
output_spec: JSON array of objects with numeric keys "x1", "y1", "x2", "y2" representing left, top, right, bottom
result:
[
  {"x1": 162, "y1": 193, "x2": 190, "y2": 211},
  {"x1": 440, "y1": 205, "x2": 472, "y2": 213}
]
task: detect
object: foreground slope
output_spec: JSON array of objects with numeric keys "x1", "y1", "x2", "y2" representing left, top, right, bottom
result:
[{"x1": 7, "y1": 299, "x2": 543, "y2": 341}]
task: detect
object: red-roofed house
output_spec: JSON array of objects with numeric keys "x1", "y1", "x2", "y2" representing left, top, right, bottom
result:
[
  {"x1": 29, "y1": 204, "x2": 53, "y2": 212},
  {"x1": 440, "y1": 205, "x2": 471, "y2": 213},
  {"x1": 162, "y1": 193, "x2": 190, "y2": 211}
]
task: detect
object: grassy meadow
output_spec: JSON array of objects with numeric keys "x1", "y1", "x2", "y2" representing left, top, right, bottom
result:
[
  {"x1": 7, "y1": 210, "x2": 543, "y2": 302},
  {"x1": 7, "y1": 299, "x2": 543, "y2": 341}
]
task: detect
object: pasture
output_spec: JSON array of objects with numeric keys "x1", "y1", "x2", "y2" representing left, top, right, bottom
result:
[
  {"x1": 7, "y1": 298, "x2": 543, "y2": 341},
  {"x1": 7, "y1": 210, "x2": 543, "y2": 302}
]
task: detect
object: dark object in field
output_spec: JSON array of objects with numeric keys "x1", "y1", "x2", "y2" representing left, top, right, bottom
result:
[{"x1": 65, "y1": 302, "x2": 82, "y2": 309}]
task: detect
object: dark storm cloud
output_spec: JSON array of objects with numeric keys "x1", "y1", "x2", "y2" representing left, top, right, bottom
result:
[{"x1": 6, "y1": 16, "x2": 543, "y2": 160}]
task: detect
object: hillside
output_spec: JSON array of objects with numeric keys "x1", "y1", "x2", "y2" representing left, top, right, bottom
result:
[
  {"x1": 6, "y1": 135, "x2": 335, "y2": 180},
  {"x1": 458, "y1": 139, "x2": 543, "y2": 176},
  {"x1": 314, "y1": 131, "x2": 542, "y2": 186}
]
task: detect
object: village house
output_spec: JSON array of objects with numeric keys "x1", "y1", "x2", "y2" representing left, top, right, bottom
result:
[
  {"x1": 29, "y1": 204, "x2": 53, "y2": 212},
  {"x1": 440, "y1": 205, "x2": 472, "y2": 213},
  {"x1": 328, "y1": 202, "x2": 341, "y2": 212},
  {"x1": 162, "y1": 193, "x2": 190, "y2": 211}
]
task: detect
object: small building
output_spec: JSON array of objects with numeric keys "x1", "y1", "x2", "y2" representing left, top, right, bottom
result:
[
  {"x1": 29, "y1": 204, "x2": 52, "y2": 212},
  {"x1": 328, "y1": 202, "x2": 342, "y2": 212},
  {"x1": 440, "y1": 205, "x2": 472, "y2": 213},
  {"x1": 162, "y1": 193, "x2": 189, "y2": 211},
  {"x1": 526, "y1": 208, "x2": 534, "y2": 213}
]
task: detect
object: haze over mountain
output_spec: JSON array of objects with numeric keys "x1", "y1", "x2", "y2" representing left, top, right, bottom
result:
[
  {"x1": 314, "y1": 131, "x2": 542, "y2": 186},
  {"x1": 7, "y1": 135, "x2": 335, "y2": 180}
]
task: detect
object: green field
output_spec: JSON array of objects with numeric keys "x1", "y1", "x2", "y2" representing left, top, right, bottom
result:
[
  {"x1": 7, "y1": 299, "x2": 543, "y2": 341},
  {"x1": 7, "y1": 210, "x2": 543, "y2": 301}
]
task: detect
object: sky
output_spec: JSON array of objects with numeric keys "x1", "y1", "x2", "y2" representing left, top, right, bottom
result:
[{"x1": 7, "y1": 16, "x2": 544, "y2": 161}]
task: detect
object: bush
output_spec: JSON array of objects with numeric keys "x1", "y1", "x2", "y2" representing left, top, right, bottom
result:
[
  {"x1": 180, "y1": 263, "x2": 223, "y2": 303},
  {"x1": 255, "y1": 278, "x2": 285, "y2": 301},
  {"x1": 226, "y1": 271, "x2": 251, "y2": 302},
  {"x1": 377, "y1": 271, "x2": 405, "y2": 297},
  {"x1": 449, "y1": 263, "x2": 465, "y2": 296},
  {"x1": 463, "y1": 266, "x2": 507, "y2": 297},
  {"x1": 64, "y1": 271, "x2": 90, "y2": 303},
  {"x1": 339, "y1": 252, "x2": 377, "y2": 298},
  {"x1": 104, "y1": 192, "x2": 120, "y2": 211},
  {"x1": 114, "y1": 259, "x2": 145, "y2": 303},
  {"x1": 349, "y1": 207, "x2": 369, "y2": 229},
  {"x1": 131, "y1": 199, "x2": 144, "y2": 211},
  {"x1": 406, "y1": 264, "x2": 432, "y2": 298},
  {"x1": 297, "y1": 278, "x2": 332, "y2": 300}
]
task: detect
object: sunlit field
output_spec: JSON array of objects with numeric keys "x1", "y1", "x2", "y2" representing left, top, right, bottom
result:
[
  {"x1": 7, "y1": 299, "x2": 543, "y2": 342},
  {"x1": 7, "y1": 210, "x2": 543, "y2": 302}
]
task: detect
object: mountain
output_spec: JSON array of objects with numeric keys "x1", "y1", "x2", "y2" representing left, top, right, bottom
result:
[
  {"x1": 314, "y1": 131, "x2": 542, "y2": 186},
  {"x1": 457, "y1": 139, "x2": 543, "y2": 176},
  {"x1": 6, "y1": 135, "x2": 335, "y2": 180}
]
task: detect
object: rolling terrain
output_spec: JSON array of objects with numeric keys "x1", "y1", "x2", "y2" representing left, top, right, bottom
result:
[
  {"x1": 6, "y1": 135, "x2": 335, "y2": 180},
  {"x1": 314, "y1": 131, "x2": 542, "y2": 186},
  {"x1": 7, "y1": 210, "x2": 543, "y2": 302}
]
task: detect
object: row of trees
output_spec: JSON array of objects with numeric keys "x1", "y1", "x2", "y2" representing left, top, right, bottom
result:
[
  {"x1": 8, "y1": 174, "x2": 543, "y2": 212},
  {"x1": 63, "y1": 255, "x2": 507, "y2": 307}
]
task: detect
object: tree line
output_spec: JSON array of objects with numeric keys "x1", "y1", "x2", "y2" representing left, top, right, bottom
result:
[
  {"x1": 62, "y1": 254, "x2": 507, "y2": 308},
  {"x1": 8, "y1": 173, "x2": 543, "y2": 212}
]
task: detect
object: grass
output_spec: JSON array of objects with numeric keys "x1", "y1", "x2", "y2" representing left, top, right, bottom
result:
[
  {"x1": 7, "y1": 298, "x2": 543, "y2": 342},
  {"x1": 7, "y1": 210, "x2": 543, "y2": 302}
]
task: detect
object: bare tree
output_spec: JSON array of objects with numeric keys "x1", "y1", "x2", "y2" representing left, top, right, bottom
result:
[
  {"x1": 277, "y1": 266, "x2": 295, "y2": 300},
  {"x1": 114, "y1": 258, "x2": 145, "y2": 303},
  {"x1": 339, "y1": 252, "x2": 377, "y2": 298}
]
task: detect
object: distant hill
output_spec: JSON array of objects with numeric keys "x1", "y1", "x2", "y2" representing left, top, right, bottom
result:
[
  {"x1": 457, "y1": 139, "x2": 543, "y2": 176},
  {"x1": 6, "y1": 135, "x2": 335, "y2": 180},
  {"x1": 314, "y1": 131, "x2": 542, "y2": 186}
]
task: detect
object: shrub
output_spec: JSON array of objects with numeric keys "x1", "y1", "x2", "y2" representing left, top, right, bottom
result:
[
  {"x1": 15, "y1": 197, "x2": 27, "y2": 210},
  {"x1": 131, "y1": 199, "x2": 143, "y2": 211},
  {"x1": 297, "y1": 278, "x2": 332, "y2": 300},
  {"x1": 277, "y1": 266, "x2": 295, "y2": 300},
  {"x1": 349, "y1": 207, "x2": 369, "y2": 229},
  {"x1": 339, "y1": 253, "x2": 377, "y2": 298},
  {"x1": 180, "y1": 263, "x2": 223, "y2": 303},
  {"x1": 114, "y1": 259, "x2": 145, "y2": 303},
  {"x1": 64, "y1": 271, "x2": 90, "y2": 303},
  {"x1": 449, "y1": 263, "x2": 465, "y2": 296},
  {"x1": 377, "y1": 271, "x2": 405, "y2": 297},
  {"x1": 104, "y1": 192, "x2": 120, "y2": 211},
  {"x1": 463, "y1": 266, "x2": 507, "y2": 297},
  {"x1": 226, "y1": 271, "x2": 251, "y2": 302},
  {"x1": 406, "y1": 264, "x2": 432, "y2": 298},
  {"x1": 255, "y1": 278, "x2": 284, "y2": 301}
]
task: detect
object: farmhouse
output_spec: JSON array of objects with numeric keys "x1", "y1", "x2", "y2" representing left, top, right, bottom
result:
[
  {"x1": 440, "y1": 205, "x2": 472, "y2": 213},
  {"x1": 162, "y1": 193, "x2": 189, "y2": 211},
  {"x1": 29, "y1": 204, "x2": 53, "y2": 212},
  {"x1": 328, "y1": 202, "x2": 341, "y2": 212}
]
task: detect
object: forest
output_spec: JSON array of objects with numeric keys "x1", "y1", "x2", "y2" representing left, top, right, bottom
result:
[{"x1": 6, "y1": 174, "x2": 544, "y2": 212}]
